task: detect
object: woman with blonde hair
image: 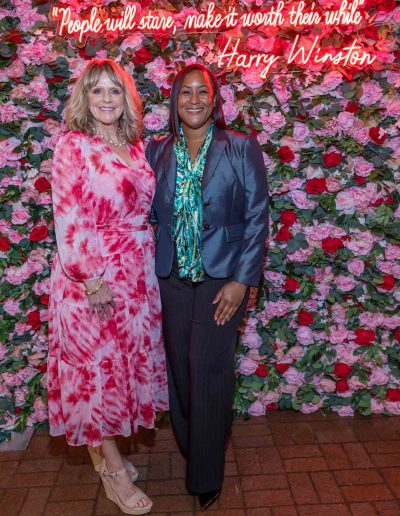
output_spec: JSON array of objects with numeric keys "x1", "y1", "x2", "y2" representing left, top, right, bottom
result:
[{"x1": 48, "y1": 58, "x2": 168, "y2": 514}]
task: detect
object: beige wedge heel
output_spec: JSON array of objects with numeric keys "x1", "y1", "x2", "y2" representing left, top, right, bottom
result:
[
  {"x1": 99, "y1": 459, "x2": 152, "y2": 515},
  {"x1": 88, "y1": 446, "x2": 139, "y2": 482}
]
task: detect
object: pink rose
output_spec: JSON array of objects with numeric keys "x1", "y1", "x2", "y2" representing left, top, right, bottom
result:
[
  {"x1": 223, "y1": 101, "x2": 239, "y2": 121},
  {"x1": 330, "y1": 325, "x2": 350, "y2": 344},
  {"x1": 350, "y1": 127, "x2": 371, "y2": 145},
  {"x1": 220, "y1": 85, "x2": 234, "y2": 103},
  {"x1": 369, "y1": 367, "x2": 389, "y2": 387},
  {"x1": 334, "y1": 406, "x2": 354, "y2": 416},
  {"x1": 293, "y1": 122, "x2": 309, "y2": 142},
  {"x1": 287, "y1": 346, "x2": 304, "y2": 360},
  {"x1": 352, "y1": 157, "x2": 374, "y2": 177},
  {"x1": 326, "y1": 177, "x2": 342, "y2": 192},
  {"x1": 11, "y1": 207, "x2": 30, "y2": 225},
  {"x1": 347, "y1": 259, "x2": 365, "y2": 276},
  {"x1": 120, "y1": 33, "x2": 143, "y2": 51},
  {"x1": 318, "y1": 71, "x2": 343, "y2": 93},
  {"x1": 43, "y1": 119, "x2": 62, "y2": 135},
  {"x1": 371, "y1": 399, "x2": 385, "y2": 414},
  {"x1": 359, "y1": 80, "x2": 383, "y2": 106},
  {"x1": 239, "y1": 357, "x2": 258, "y2": 375},
  {"x1": 0, "y1": 102, "x2": 26, "y2": 124},
  {"x1": 296, "y1": 326, "x2": 314, "y2": 346},
  {"x1": 145, "y1": 57, "x2": 170, "y2": 89},
  {"x1": 17, "y1": 41, "x2": 49, "y2": 65},
  {"x1": 345, "y1": 231, "x2": 374, "y2": 255},
  {"x1": 337, "y1": 112, "x2": 355, "y2": 131},
  {"x1": 319, "y1": 378, "x2": 336, "y2": 393},
  {"x1": 284, "y1": 367, "x2": 305, "y2": 385},
  {"x1": 289, "y1": 190, "x2": 317, "y2": 209},
  {"x1": 336, "y1": 191, "x2": 355, "y2": 214},
  {"x1": 248, "y1": 400, "x2": 265, "y2": 416},
  {"x1": 143, "y1": 112, "x2": 168, "y2": 132},
  {"x1": 3, "y1": 299, "x2": 21, "y2": 316},
  {"x1": 385, "y1": 244, "x2": 400, "y2": 261},
  {"x1": 300, "y1": 400, "x2": 323, "y2": 414},
  {"x1": 242, "y1": 67, "x2": 265, "y2": 90},
  {"x1": 6, "y1": 58, "x2": 25, "y2": 78},
  {"x1": 335, "y1": 275, "x2": 356, "y2": 292},
  {"x1": 247, "y1": 35, "x2": 274, "y2": 52},
  {"x1": 242, "y1": 332, "x2": 262, "y2": 349}
]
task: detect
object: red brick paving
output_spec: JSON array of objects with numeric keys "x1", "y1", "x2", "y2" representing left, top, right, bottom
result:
[{"x1": 1, "y1": 412, "x2": 400, "y2": 515}]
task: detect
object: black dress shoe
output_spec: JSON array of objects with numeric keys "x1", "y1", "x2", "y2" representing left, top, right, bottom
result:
[{"x1": 198, "y1": 489, "x2": 221, "y2": 511}]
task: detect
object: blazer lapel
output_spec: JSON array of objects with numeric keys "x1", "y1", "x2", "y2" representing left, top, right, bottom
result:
[
  {"x1": 202, "y1": 127, "x2": 227, "y2": 191},
  {"x1": 163, "y1": 136, "x2": 177, "y2": 195}
]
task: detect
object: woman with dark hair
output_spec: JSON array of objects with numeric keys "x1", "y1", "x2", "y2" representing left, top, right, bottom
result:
[{"x1": 146, "y1": 63, "x2": 268, "y2": 510}]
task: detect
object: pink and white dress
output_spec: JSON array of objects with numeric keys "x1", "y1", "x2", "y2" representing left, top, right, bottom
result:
[{"x1": 47, "y1": 131, "x2": 168, "y2": 447}]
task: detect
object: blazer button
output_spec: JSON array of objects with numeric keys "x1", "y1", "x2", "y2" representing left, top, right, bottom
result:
[{"x1": 203, "y1": 224, "x2": 210, "y2": 230}]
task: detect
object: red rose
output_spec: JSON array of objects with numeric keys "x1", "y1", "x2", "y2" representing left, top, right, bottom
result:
[
  {"x1": 395, "y1": 328, "x2": 400, "y2": 343},
  {"x1": 354, "y1": 174, "x2": 367, "y2": 186},
  {"x1": 46, "y1": 76, "x2": 65, "y2": 84},
  {"x1": 379, "y1": 274, "x2": 396, "y2": 291},
  {"x1": 334, "y1": 363, "x2": 352, "y2": 378},
  {"x1": 132, "y1": 47, "x2": 153, "y2": 66},
  {"x1": 29, "y1": 225, "x2": 49, "y2": 242},
  {"x1": 275, "y1": 226, "x2": 292, "y2": 242},
  {"x1": 298, "y1": 310, "x2": 314, "y2": 325},
  {"x1": 27, "y1": 310, "x2": 41, "y2": 330},
  {"x1": 266, "y1": 403, "x2": 279, "y2": 411},
  {"x1": 40, "y1": 294, "x2": 49, "y2": 306},
  {"x1": 380, "y1": 0, "x2": 396, "y2": 12},
  {"x1": 38, "y1": 363, "x2": 47, "y2": 373},
  {"x1": 278, "y1": 146, "x2": 295, "y2": 164},
  {"x1": 255, "y1": 364, "x2": 269, "y2": 377},
  {"x1": 283, "y1": 277, "x2": 301, "y2": 292},
  {"x1": 34, "y1": 177, "x2": 51, "y2": 192},
  {"x1": 336, "y1": 378, "x2": 349, "y2": 393},
  {"x1": 322, "y1": 237, "x2": 344, "y2": 254},
  {"x1": 364, "y1": 26, "x2": 379, "y2": 40},
  {"x1": 4, "y1": 30, "x2": 24, "y2": 44},
  {"x1": 305, "y1": 178, "x2": 327, "y2": 194},
  {"x1": 0, "y1": 236, "x2": 10, "y2": 251},
  {"x1": 369, "y1": 127, "x2": 387, "y2": 145},
  {"x1": 273, "y1": 38, "x2": 290, "y2": 54},
  {"x1": 323, "y1": 152, "x2": 342, "y2": 168},
  {"x1": 280, "y1": 210, "x2": 297, "y2": 226},
  {"x1": 346, "y1": 102, "x2": 360, "y2": 113},
  {"x1": 354, "y1": 329, "x2": 376, "y2": 346},
  {"x1": 386, "y1": 388, "x2": 400, "y2": 402},
  {"x1": 275, "y1": 362, "x2": 291, "y2": 374},
  {"x1": 15, "y1": 407, "x2": 22, "y2": 415}
]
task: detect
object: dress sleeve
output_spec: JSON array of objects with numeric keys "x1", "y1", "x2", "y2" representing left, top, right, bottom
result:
[
  {"x1": 51, "y1": 132, "x2": 105, "y2": 282},
  {"x1": 232, "y1": 135, "x2": 269, "y2": 286}
]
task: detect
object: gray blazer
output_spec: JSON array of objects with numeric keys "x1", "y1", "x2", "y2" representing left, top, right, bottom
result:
[{"x1": 146, "y1": 126, "x2": 269, "y2": 287}]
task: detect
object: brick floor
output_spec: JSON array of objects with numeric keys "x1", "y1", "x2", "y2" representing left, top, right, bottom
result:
[{"x1": 1, "y1": 412, "x2": 400, "y2": 515}]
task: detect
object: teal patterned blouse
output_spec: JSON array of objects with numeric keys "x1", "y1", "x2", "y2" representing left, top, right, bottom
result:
[{"x1": 172, "y1": 123, "x2": 214, "y2": 282}]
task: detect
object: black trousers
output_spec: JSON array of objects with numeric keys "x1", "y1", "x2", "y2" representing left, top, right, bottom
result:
[{"x1": 158, "y1": 267, "x2": 249, "y2": 494}]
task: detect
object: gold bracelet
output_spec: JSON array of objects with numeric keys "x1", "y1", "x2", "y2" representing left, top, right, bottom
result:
[{"x1": 84, "y1": 277, "x2": 104, "y2": 296}]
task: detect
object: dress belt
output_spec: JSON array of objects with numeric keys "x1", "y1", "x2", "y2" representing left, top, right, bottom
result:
[{"x1": 97, "y1": 223, "x2": 149, "y2": 232}]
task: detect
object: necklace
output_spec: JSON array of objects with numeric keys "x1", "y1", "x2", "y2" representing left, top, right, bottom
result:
[{"x1": 92, "y1": 127, "x2": 127, "y2": 148}]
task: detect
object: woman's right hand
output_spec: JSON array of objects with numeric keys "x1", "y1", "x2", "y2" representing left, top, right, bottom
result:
[{"x1": 84, "y1": 280, "x2": 116, "y2": 320}]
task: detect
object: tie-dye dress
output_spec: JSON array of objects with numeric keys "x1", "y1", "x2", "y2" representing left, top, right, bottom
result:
[{"x1": 47, "y1": 131, "x2": 168, "y2": 447}]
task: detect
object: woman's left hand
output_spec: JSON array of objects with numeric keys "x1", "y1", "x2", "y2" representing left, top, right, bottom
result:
[{"x1": 213, "y1": 281, "x2": 248, "y2": 326}]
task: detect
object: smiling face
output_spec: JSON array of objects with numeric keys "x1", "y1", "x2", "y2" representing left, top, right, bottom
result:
[
  {"x1": 87, "y1": 71, "x2": 125, "y2": 130},
  {"x1": 177, "y1": 70, "x2": 215, "y2": 133}
]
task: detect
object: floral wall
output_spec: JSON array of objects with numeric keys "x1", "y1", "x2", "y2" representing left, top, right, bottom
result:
[{"x1": 0, "y1": 0, "x2": 399, "y2": 442}]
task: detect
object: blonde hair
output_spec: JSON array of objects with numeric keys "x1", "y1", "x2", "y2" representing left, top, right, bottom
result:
[{"x1": 65, "y1": 59, "x2": 142, "y2": 143}]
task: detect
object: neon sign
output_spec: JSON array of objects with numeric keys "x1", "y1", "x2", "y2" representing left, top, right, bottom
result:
[{"x1": 50, "y1": 1, "x2": 377, "y2": 78}]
